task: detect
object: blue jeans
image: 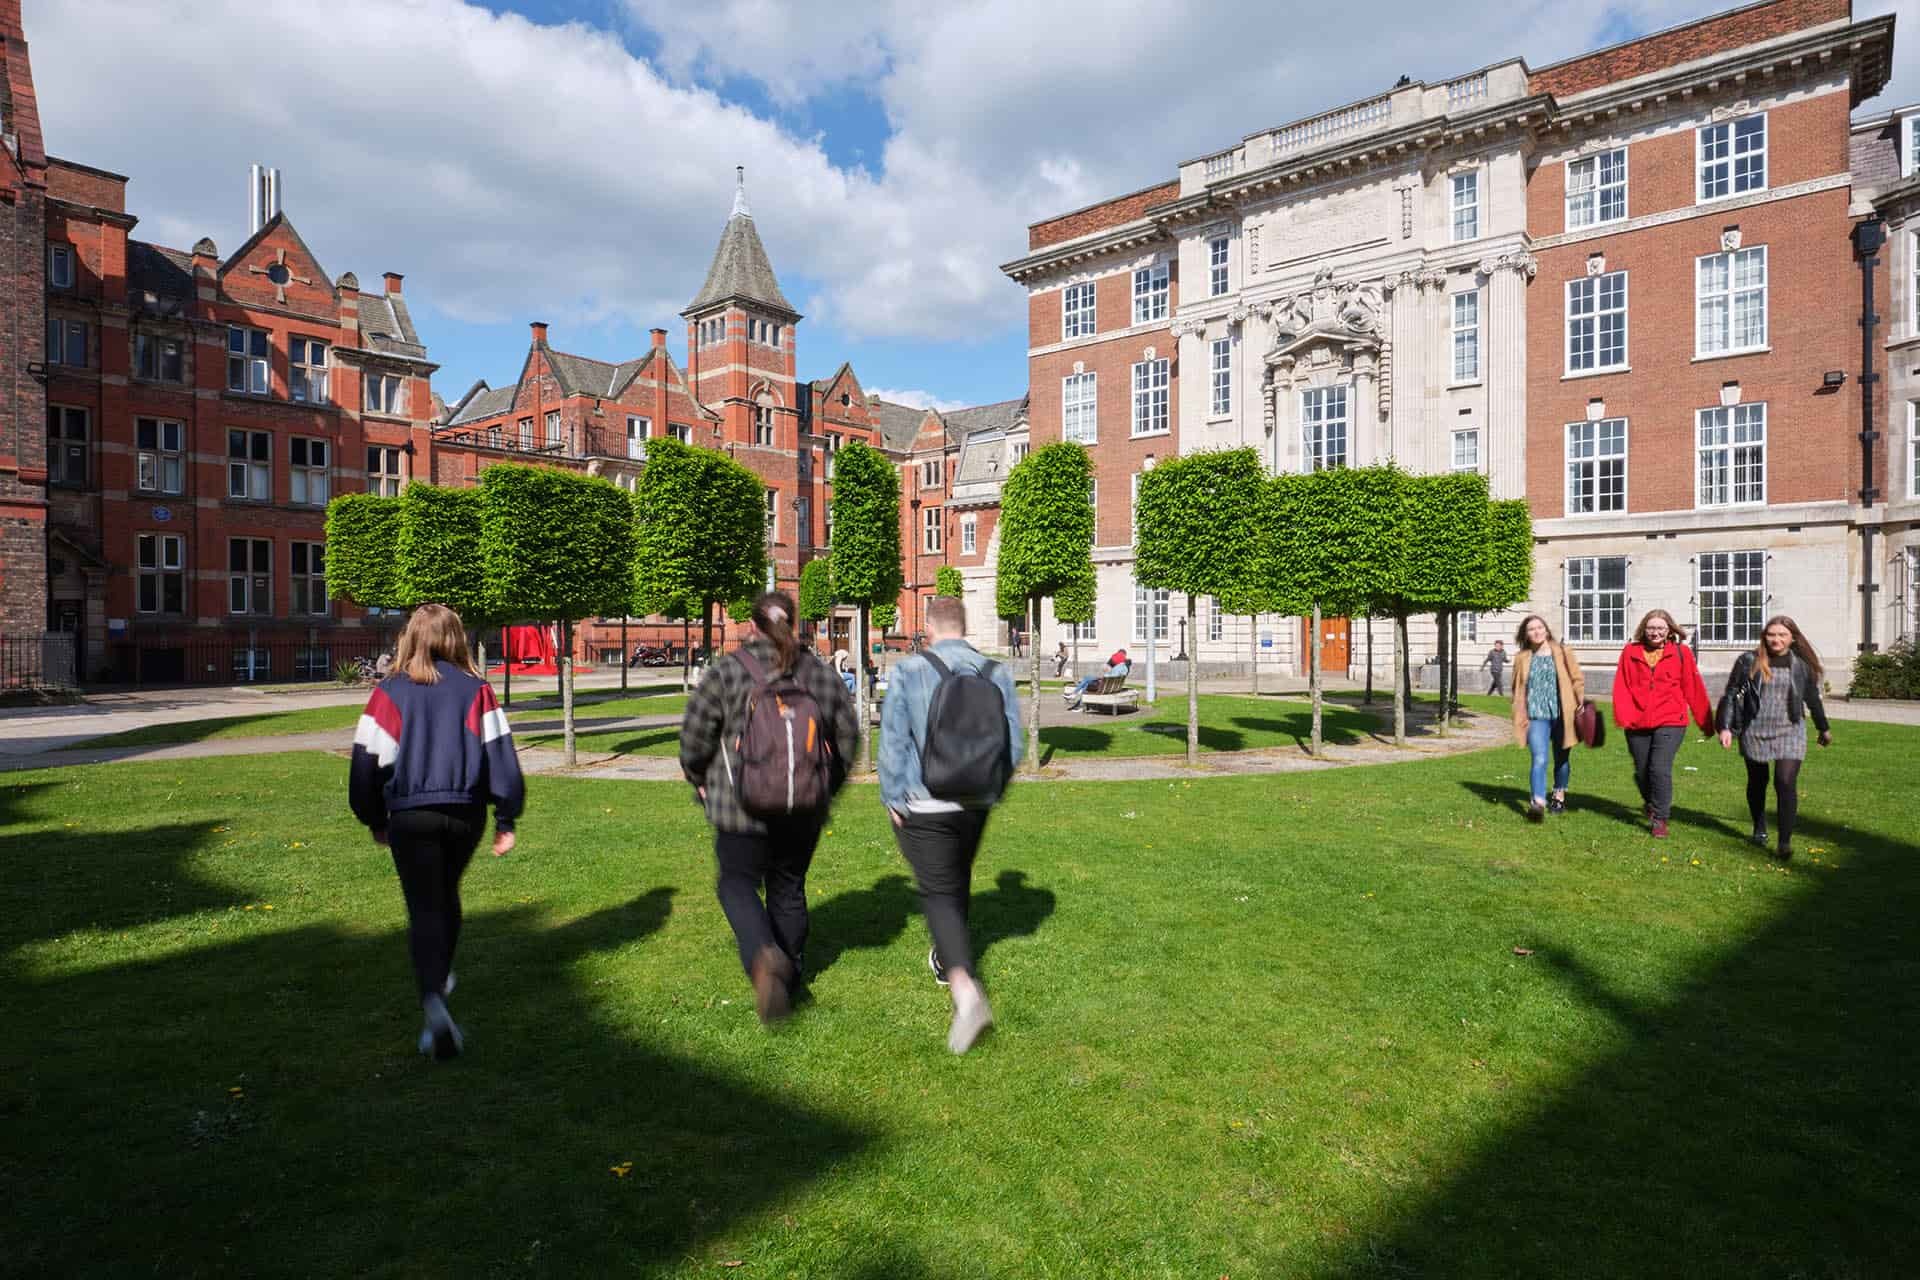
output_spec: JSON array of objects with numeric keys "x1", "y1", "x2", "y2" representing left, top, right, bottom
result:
[{"x1": 1527, "y1": 717, "x2": 1571, "y2": 801}]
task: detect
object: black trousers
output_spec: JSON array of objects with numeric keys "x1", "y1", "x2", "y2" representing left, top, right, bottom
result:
[
  {"x1": 1745, "y1": 756, "x2": 1802, "y2": 843},
  {"x1": 388, "y1": 804, "x2": 485, "y2": 1000},
  {"x1": 1486, "y1": 668, "x2": 1505, "y2": 695},
  {"x1": 893, "y1": 808, "x2": 992, "y2": 978},
  {"x1": 1625, "y1": 726, "x2": 1687, "y2": 822},
  {"x1": 715, "y1": 818, "x2": 824, "y2": 978}
]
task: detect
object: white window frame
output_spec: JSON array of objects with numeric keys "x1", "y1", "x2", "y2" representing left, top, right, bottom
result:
[
  {"x1": 920, "y1": 458, "x2": 944, "y2": 490},
  {"x1": 291, "y1": 541, "x2": 329, "y2": 616},
  {"x1": 137, "y1": 533, "x2": 185, "y2": 615},
  {"x1": 922, "y1": 505, "x2": 943, "y2": 554},
  {"x1": 1207, "y1": 233, "x2": 1230, "y2": 297},
  {"x1": 1909, "y1": 229, "x2": 1919, "y2": 336},
  {"x1": 1132, "y1": 357, "x2": 1170, "y2": 437},
  {"x1": 289, "y1": 336, "x2": 329, "y2": 404},
  {"x1": 1565, "y1": 418, "x2": 1628, "y2": 515},
  {"x1": 627, "y1": 415, "x2": 649, "y2": 460},
  {"x1": 290, "y1": 437, "x2": 330, "y2": 506},
  {"x1": 1087, "y1": 478, "x2": 1098, "y2": 544},
  {"x1": 1696, "y1": 550, "x2": 1767, "y2": 646},
  {"x1": 48, "y1": 316, "x2": 87, "y2": 367},
  {"x1": 1566, "y1": 148, "x2": 1627, "y2": 229},
  {"x1": 227, "y1": 429, "x2": 271, "y2": 501},
  {"x1": 668, "y1": 422, "x2": 691, "y2": 444},
  {"x1": 1697, "y1": 114, "x2": 1767, "y2": 203},
  {"x1": 1209, "y1": 338, "x2": 1232, "y2": 417},
  {"x1": 47, "y1": 405, "x2": 88, "y2": 488},
  {"x1": 961, "y1": 514, "x2": 976, "y2": 555},
  {"x1": 1564, "y1": 555, "x2": 1627, "y2": 643},
  {"x1": 752, "y1": 401, "x2": 774, "y2": 447},
  {"x1": 1450, "y1": 171, "x2": 1480, "y2": 243},
  {"x1": 1062, "y1": 372, "x2": 1097, "y2": 444},
  {"x1": 1695, "y1": 403, "x2": 1767, "y2": 508},
  {"x1": 366, "y1": 372, "x2": 404, "y2": 415},
  {"x1": 135, "y1": 417, "x2": 184, "y2": 495},
  {"x1": 47, "y1": 243, "x2": 74, "y2": 289},
  {"x1": 227, "y1": 325, "x2": 269, "y2": 394},
  {"x1": 1451, "y1": 289, "x2": 1481, "y2": 383},
  {"x1": 1906, "y1": 115, "x2": 1920, "y2": 179},
  {"x1": 1300, "y1": 385, "x2": 1349, "y2": 472},
  {"x1": 229, "y1": 537, "x2": 272, "y2": 616},
  {"x1": 1695, "y1": 245, "x2": 1767, "y2": 357},
  {"x1": 1909, "y1": 400, "x2": 1920, "y2": 500},
  {"x1": 1207, "y1": 595, "x2": 1224, "y2": 642},
  {"x1": 1132, "y1": 262, "x2": 1169, "y2": 324},
  {"x1": 136, "y1": 332, "x2": 185, "y2": 383},
  {"x1": 367, "y1": 445, "x2": 403, "y2": 497},
  {"x1": 1451, "y1": 428, "x2": 1480, "y2": 473},
  {"x1": 1132, "y1": 583, "x2": 1170, "y2": 643},
  {"x1": 544, "y1": 410, "x2": 564, "y2": 449},
  {"x1": 1063, "y1": 282, "x2": 1096, "y2": 339},
  {"x1": 764, "y1": 488, "x2": 778, "y2": 542},
  {"x1": 1565, "y1": 271, "x2": 1628, "y2": 374}
]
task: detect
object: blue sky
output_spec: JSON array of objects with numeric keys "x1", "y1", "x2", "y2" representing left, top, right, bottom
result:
[{"x1": 27, "y1": 0, "x2": 1915, "y2": 415}]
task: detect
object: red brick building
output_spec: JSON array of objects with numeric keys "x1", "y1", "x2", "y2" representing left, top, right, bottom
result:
[{"x1": 0, "y1": 0, "x2": 48, "y2": 655}]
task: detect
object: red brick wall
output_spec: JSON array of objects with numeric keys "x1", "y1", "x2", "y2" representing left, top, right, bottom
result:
[
  {"x1": 1028, "y1": 182, "x2": 1179, "y2": 251},
  {"x1": 1528, "y1": 0, "x2": 1849, "y2": 99},
  {"x1": 46, "y1": 158, "x2": 126, "y2": 212},
  {"x1": 1028, "y1": 349, "x2": 1176, "y2": 545}
]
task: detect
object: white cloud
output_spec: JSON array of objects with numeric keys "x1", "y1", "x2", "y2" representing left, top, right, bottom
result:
[{"x1": 867, "y1": 387, "x2": 968, "y2": 412}]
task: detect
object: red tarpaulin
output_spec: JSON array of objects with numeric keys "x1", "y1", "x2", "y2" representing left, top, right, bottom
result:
[{"x1": 489, "y1": 624, "x2": 561, "y2": 675}]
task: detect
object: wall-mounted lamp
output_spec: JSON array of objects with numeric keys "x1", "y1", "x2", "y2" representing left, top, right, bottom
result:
[
  {"x1": 25, "y1": 360, "x2": 47, "y2": 383},
  {"x1": 1822, "y1": 370, "x2": 1846, "y2": 388}
]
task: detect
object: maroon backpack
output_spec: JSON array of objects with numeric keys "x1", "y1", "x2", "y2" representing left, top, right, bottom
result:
[{"x1": 730, "y1": 649, "x2": 835, "y2": 818}]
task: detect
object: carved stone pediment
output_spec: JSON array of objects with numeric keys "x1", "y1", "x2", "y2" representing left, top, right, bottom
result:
[{"x1": 1263, "y1": 266, "x2": 1385, "y2": 371}]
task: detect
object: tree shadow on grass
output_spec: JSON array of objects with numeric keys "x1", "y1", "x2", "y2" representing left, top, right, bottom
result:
[
  {"x1": 1229, "y1": 711, "x2": 1365, "y2": 750},
  {"x1": 1302, "y1": 802, "x2": 1920, "y2": 1277},
  {"x1": 1, "y1": 888, "x2": 870, "y2": 1273},
  {"x1": 804, "y1": 872, "x2": 917, "y2": 980},
  {"x1": 1039, "y1": 726, "x2": 1115, "y2": 758},
  {"x1": 0, "y1": 819, "x2": 239, "y2": 953},
  {"x1": 972, "y1": 869, "x2": 1057, "y2": 974},
  {"x1": 1138, "y1": 721, "x2": 1248, "y2": 751},
  {"x1": 1458, "y1": 780, "x2": 1750, "y2": 842}
]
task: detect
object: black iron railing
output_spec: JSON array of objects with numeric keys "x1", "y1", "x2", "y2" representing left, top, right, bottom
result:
[{"x1": 0, "y1": 633, "x2": 79, "y2": 690}]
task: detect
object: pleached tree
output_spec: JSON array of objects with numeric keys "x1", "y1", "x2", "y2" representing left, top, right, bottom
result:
[
  {"x1": 829, "y1": 441, "x2": 902, "y2": 773},
  {"x1": 995, "y1": 442, "x2": 1095, "y2": 772},
  {"x1": 632, "y1": 436, "x2": 766, "y2": 673}
]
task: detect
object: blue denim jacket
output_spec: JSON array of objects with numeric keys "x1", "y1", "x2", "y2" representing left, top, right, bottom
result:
[{"x1": 879, "y1": 639, "x2": 1024, "y2": 812}]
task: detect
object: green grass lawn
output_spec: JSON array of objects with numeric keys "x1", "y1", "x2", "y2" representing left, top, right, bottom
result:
[{"x1": 4, "y1": 727, "x2": 1915, "y2": 1276}]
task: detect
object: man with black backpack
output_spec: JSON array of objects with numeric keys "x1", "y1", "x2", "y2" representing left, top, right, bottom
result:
[
  {"x1": 879, "y1": 595, "x2": 1024, "y2": 1054},
  {"x1": 681, "y1": 591, "x2": 858, "y2": 1025}
]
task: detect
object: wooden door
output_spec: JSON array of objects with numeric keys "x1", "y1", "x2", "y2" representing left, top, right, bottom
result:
[{"x1": 1300, "y1": 616, "x2": 1351, "y2": 674}]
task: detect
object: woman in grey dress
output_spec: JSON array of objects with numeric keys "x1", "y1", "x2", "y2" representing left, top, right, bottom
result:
[{"x1": 1716, "y1": 615, "x2": 1831, "y2": 861}]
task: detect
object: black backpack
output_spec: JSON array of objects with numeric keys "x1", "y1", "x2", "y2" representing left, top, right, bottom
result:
[
  {"x1": 730, "y1": 649, "x2": 835, "y2": 818},
  {"x1": 919, "y1": 651, "x2": 1013, "y2": 801}
]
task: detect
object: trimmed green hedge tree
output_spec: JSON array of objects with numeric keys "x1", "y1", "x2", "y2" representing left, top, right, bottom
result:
[
  {"x1": 324, "y1": 493, "x2": 405, "y2": 612},
  {"x1": 396, "y1": 483, "x2": 489, "y2": 621},
  {"x1": 934, "y1": 565, "x2": 963, "y2": 598},
  {"x1": 996, "y1": 442, "x2": 1094, "y2": 771},
  {"x1": 798, "y1": 557, "x2": 835, "y2": 632},
  {"x1": 829, "y1": 441, "x2": 901, "y2": 772},
  {"x1": 1401, "y1": 472, "x2": 1492, "y2": 735},
  {"x1": 632, "y1": 436, "x2": 766, "y2": 667},
  {"x1": 1052, "y1": 565, "x2": 1096, "y2": 675}
]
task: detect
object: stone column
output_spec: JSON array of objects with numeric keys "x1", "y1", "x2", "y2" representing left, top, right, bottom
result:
[
  {"x1": 1420, "y1": 270, "x2": 1449, "y2": 475},
  {"x1": 1481, "y1": 252, "x2": 1535, "y2": 500}
]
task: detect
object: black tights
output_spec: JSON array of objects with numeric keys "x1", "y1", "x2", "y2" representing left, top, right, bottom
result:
[{"x1": 1745, "y1": 757, "x2": 1800, "y2": 844}]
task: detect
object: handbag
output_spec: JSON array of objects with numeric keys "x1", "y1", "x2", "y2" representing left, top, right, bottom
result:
[
  {"x1": 1574, "y1": 700, "x2": 1605, "y2": 749},
  {"x1": 1726, "y1": 657, "x2": 1761, "y2": 734}
]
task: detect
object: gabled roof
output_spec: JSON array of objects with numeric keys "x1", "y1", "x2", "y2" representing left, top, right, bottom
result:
[
  {"x1": 869, "y1": 398, "x2": 933, "y2": 453},
  {"x1": 546, "y1": 347, "x2": 660, "y2": 400},
  {"x1": 127, "y1": 241, "x2": 192, "y2": 313},
  {"x1": 356, "y1": 292, "x2": 428, "y2": 361},
  {"x1": 941, "y1": 397, "x2": 1025, "y2": 445},
  {"x1": 683, "y1": 175, "x2": 798, "y2": 319},
  {"x1": 447, "y1": 381, "x2": 516, "y2": 426},
  {"x1": 218, "y1": 211, "x2": 333, "y2": 297}
]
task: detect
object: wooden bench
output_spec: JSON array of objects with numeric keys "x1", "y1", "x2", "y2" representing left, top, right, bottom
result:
[{"x1": 1075, "y1": 673, "x2": 1138, "y2": 715}]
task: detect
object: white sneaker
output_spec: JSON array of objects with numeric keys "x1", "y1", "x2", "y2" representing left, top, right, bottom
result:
[
  {"x1": 442, "y1": 971, "x2": 456, "y2": 998},
  {"x1": 421, "y1": 993, "x2": 463, "y2": 1061},
  {"x1": 947, "y1": 989, "x2": 993, "y2": 1055},
  {"x1": 927, "y1": 946, "x2": 949, "y2": 987}
]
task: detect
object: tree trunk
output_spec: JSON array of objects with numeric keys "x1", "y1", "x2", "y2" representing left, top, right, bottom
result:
[
  {"x1": 1145, "y1": 600, "x2": 1157, "y2": 704},
  {"x1": 620, "y1": 616, "x2": 628, "y2": 692},
  {"x1": 1026, "y1": 595, "x2": 1043, "y2": 774},
  {"x1": 1249, "y1": 612, "x2": 1260, "y2": 696},
  {"x1": 1392, "y1": 612, "x2": 1407, "y2": 747},
  {"x1": 681, "y1": 616, "x2": 691, "y2": 693},
  {"x1": 503, "y1": 635, "x2": 512, "y2": 708},
  {"x1": 700, "y1": 599, "x2": 714, "y2": 674},
  {"x1": 1434, "y1": 611, "x2": 1449, "y2": 738},
  {"x1": 1185, "y1": 595, "x2": 1200, "y2": 766},
  {"x1": 857, "y1": 603, "x2": 873, "y2": 775},
  {"x1": 1363, "y1": 611, "x2": 1374, "y2": 704},
  {"x1": 1448, "y1": 611, "x2": 1461, "y2": 723},
  {"x1": 1310, "y1": 602, "x2": 1323, "y2": 758},
  {"x1": 561, "y1": 618, "x2": 576, "y2": 765}
]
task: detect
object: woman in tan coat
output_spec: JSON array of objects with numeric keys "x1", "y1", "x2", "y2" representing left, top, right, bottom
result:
[{"x1": 1510, "y1": 614, "x2": 1587, "y2": 821}]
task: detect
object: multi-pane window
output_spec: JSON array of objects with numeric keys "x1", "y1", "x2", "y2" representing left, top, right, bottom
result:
[
  {"x1": 1012, "y1": 441, "x2": 1030, "y2": 463},
  {"x1": 1208, "y1": 595, "x2": 1223, "y2": 642},
  {"x1": 137, "y1": 534, "x2": 184, "y2": 614},
  {"x1": 517, "y1": 418, "x2": 535, "y2": 449},
  {"x1": 753, "y1": 402, "x2": 774, "y2": 447},
  {"x1": 47, "y1": 243, "x2": 74, "y2": 288},
  {"x1": 544, "y1": 411, "x2": 563, "y2": 448},
  {"x1": 1697, "y1": 550, "x2": 1766, "y2": 645},
  {"x1": 1565, "y1": 556, "x2": 1627, "y2": 643},
  {"x1": 1063, "y1": 282, "x2": 1096, "y2": 339},
  {"x1": 290, "y1": 437, "x2": 329, "y2": 505},
  {"x1": 1566, "y1": 272, "x2": 1627, "y2": 372},
  {"x1": 366, "y1": 373, "x2": 404, "y2": 414},
  {"x1": 1906, "y1": 115, "x2": 1920, "y2": 178},
  {"x1": 291, "y1": 542, "x2": 328, "y2": 615},
  {"x1": 1207, "y1": 234, "x2": 1229, "y2": 297},
  {"x1": 1300, "y1": 385, "x2": 1349, "y2": 472},
  {"x1": 1451, "y1": 428, "x2": 1480, "y2": 473},
  {"x1": 1132, "y1": 583, "x2": 1170, "y2": 642},
  {"x1": 136, "y1": 332, "x2": 185, "y2": 382},
  {"x1": 764, "y1": 488, "x2": 778, "y2": 541},
  {"x1": 1461, "y1": 612, "x2": 1480, "y2": 643},
  {"x1": 1132, "y1": 357, "x2": 1170, "y2": 435},
  {"x1": 1566, "y1": 148, "x2": 1627, "y2": 228},
  {"x1": 135, "y1": 418, "x2": 184, "y2": 494},
  {"x1": 47, "y1": 406, "x2": 87, "y2": 487},
  {"x1": 1566, "y1": 418, "x2": 1627, "y2": 514},
  {"x1": 47, "y1": 317, "x2": 87, "y2": 366},
  {"x1": 367, "y1": 446, "x2": 403, "y2": 496},
  {"x1": 1451, "y1": 289, "x2": 1481, "y2": 382},
  {"x1": 920, "y1": 458, "x2": 944, "y2": 489},
  {"x1": 1698, "y1": 115, "x2": 1766, "y2": 201},
  {"x1": 668, "y1": 422, "x2": 691, "y2": 444},
  {"x1": 1058, "y1": 606, "x2": 1095, "y2": 643},
  {"x1": 627, "y1": 415, "x2": 649, "y2": 460},
  {"x1": 1209, "y1": 338, "x2": 1231, "y2": 417},
  {"x1": 227, "y1": 429, "x2": 271, "y2": 501},
  {"x1": 1132, "y1": 262, "x2": 1169, "y2": 324},
  {"x1": 1087, "y1": 478, "x2": 1098, "y2": 544},
  {"x1": 922, "y1": 505, "x2": 943, "y2": 554},
  {"x1": 1062, "y1": 372, "x2": 1097, "y2": 443},
  {"x1": 229, "y1": 538, "x2": 272, "y2": 615},
  {"x1": 1913, "y1": 230, "x2": 1920, "y2": 334},
  {"x1": 961, "y1": 515, "x2": 977, "y2": 554},
  {"x1": 1450, "y1": 171, "x2": 1480, "y2": 242},
  {"x1": 1696, "y1": 403, "x2": 1766, "y2": 507},
  {"x1": 289, "y1": 336, "x2": 329, "y2": 403},
  {"x1": 1910, "y1": 401, "x2": 1919, "y2": 499},
  {"x1": 227, "y1": 326, "x2": 269, "y2": 393},
  {"x1": 1696, "y1": 246, "x2": 1767, "y2": 356}
]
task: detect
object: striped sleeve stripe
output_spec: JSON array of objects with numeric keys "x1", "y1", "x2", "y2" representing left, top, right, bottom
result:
[
  {"x1": 353, "y1": 714, "x2": 400, "y2": 767},
  {"x1": 478, "y1": 707, "x2": 512, "y2": 744}
]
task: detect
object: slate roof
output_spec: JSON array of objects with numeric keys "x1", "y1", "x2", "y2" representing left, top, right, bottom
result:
[
  {"x1": 684, "y1": 210, "x2": 797, "y2": 318},
  {"x1": 355, "y1": 292, "x2": 428, "y2": 361},
  {"x1": 127, "y1": 241, "x2": 192, "y2": 314},
  {"x1": 447, "y1": 381, "x2": 516, "y2": 425},
  {"x1": 869, "y1": 398, "x2": 932, "y2": 453},
  {"x1": 951, "y1": 398, "x2": 1029, "y2": 488},
  {"x1": 941, "y1": 397, "x2": 1025, "y2": 445}
]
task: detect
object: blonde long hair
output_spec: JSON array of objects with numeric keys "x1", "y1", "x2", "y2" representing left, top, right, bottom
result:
[
  {"x1": 1631, "y1": 608, "x2": 1686, "y2": 647},
  {"x1": 1753, "y1": 614, "x2": 1823, "y2": 683},
  {"x1": 394, "y1": 604, "x2": 480, "y2": 684}
]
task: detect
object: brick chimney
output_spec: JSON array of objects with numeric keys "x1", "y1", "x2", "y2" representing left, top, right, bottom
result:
[
  {"x1": 650, "y1": 327, "x2": 667, "y2": 350},
  {"x1": 530, "y1": 321, "x2": 549, "y2": 346},
  {"x1": 383, "y1": 271, "x2": 403, "y2": 295}
]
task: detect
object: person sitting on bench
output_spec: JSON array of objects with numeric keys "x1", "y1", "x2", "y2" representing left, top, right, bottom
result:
[{"x1": 1066, "y1": 649, "x2": 1129, "y2": 709}]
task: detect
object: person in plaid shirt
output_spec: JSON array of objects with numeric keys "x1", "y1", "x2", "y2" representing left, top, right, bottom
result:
[{"x1": 680, "y1": 590, "x2": 859, "y2": 1022}]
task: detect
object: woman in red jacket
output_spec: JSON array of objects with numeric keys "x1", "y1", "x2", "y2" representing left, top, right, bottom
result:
[{"x1": 1611, "y1": 608, "x2": 1713, "y2": 838}]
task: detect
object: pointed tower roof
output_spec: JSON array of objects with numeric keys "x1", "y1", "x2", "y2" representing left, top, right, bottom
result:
[{"x1": 682, "y1": 166, "x2": 799, "y2": 320}]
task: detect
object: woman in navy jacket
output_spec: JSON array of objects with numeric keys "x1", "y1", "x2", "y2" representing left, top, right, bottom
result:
[{"x1": 350, "y1": 604, "x2": 524, "y2": 1060}]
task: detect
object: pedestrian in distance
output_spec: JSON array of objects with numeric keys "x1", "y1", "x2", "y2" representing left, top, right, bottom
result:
[
  {"x1": 1509, "y1": 616, "x2": 1585, "y2": 821},
  {"x1": 680, "y1": 590, "x2": 858, "y2": 1025},
  {"x1": 1716, "y1": 615, "x2": 1832, "y2": 861},
  {"x1": 1481, "y1": 639, "x2": 1509, "y2": 695},
  {"x1": 1052, "y1": 641, "x2": 1069, "y2": 679},
  {"x1": 348, "y1": 603, "x2": 523, "y2": 1062},
  {"x1": 1611, "y1": 608, "x2": 1713, "y2": 839},
  {"x1": 880, "y1": 595, "x2": 1024, "y2": 1054}
]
